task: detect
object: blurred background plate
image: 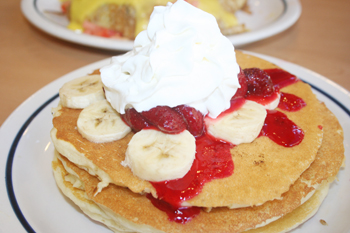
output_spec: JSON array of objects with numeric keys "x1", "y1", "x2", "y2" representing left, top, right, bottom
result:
[{"x1": 21, "y1": 0, "x2": 301, "y2": 51}]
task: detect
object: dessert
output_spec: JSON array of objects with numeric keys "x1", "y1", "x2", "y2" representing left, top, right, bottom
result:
[
  {"x1": 51, "y1": 1, "x2": 344, "y2": 232},
  {"x1": 59, "y1": 0, "x2": 247, "y2": 39}
]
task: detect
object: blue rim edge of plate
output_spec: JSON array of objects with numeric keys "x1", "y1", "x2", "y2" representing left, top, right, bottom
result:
[
  {"x1": 5, "y1": 93, "x2": 59, "y2": 233},
  {"x1": 5, "y1": 81, "x2": 350, "y2": 233},
  {"x1": 282, "y1": 0, "x2": 287, "y2": 14}
]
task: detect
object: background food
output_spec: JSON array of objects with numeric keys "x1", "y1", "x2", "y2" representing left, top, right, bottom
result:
[{"x1": 61, "y1": 0, "x2": 248, "y2": 39}]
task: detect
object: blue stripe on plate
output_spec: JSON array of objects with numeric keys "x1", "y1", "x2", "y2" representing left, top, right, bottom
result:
[
  {"x1": 4, "y1": 81, "x2": 350, "y2": 232},
  {"x1": 282, "y1": 0, "x2": 288, "y2": 14},
  {"x1": 305, "y1": 81, "x2": 350, "y2": 116},
  {"x1": 5, "y1": 93, "x2": 59, "y2": 233}
]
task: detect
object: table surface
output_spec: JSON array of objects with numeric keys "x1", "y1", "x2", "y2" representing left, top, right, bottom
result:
[{"x1": 1, "y1": 0, "x2": 349, "y2": 126}]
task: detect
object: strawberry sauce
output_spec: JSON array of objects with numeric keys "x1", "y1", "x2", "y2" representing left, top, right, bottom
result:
[
  {"x1": 278, "y1": 92, "x2": 307, "y2": 112},
  {"x1": 146, "y1": 193, "x2": 201, "y2": 223},
  {"x1": 138, "y1": 68, "x2": 306, "y2": 223},
  {"x1": 264, "y1": 68, "x2": 299, "y2": 88},
  {"x1": 219, "y1": 97, "x2": 246, "y2": 117},
  {"x1": 261, "y1": 110, "x2": 304, "y2": 147},
  {"x1": 246, "y1": 92, "x2": 280, "y2": 106},
  {"x1": 150, "y1": 134, "x2": 233, "y2": 222}
]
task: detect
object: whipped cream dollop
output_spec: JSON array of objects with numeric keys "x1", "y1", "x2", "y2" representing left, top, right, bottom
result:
[{"x1": 100, "y1": 0, "x2": 240, "y2": 118}]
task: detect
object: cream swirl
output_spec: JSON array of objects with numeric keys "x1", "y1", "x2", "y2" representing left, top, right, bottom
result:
[{"x1": 100, "y1": 0, "x2": 240, "y2": 118}]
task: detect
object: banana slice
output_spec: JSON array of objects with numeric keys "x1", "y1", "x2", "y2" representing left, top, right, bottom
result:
[
  {"x1": 77, "y1": 99, "x2": 131, "y2": 143},
  {"x1": 205, "y1": 100, "x2": 267, "y2": 145},
  {"x1": 260, "y1": 93, "x2": 281, "y2": 110},
  {"x1": 123, "y1": 129, "x2": 196, "y2": 182},
  {"x1": 59, "y1": 75, "x2": 105, "y2": 109}
]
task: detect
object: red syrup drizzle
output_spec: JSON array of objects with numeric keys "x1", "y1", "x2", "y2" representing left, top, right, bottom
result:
[
  {"x1": 219, "y1": 97, "x2": 246, "y2": 117},
  {"x1": 149, "y1": 134, "x2": 233, "y2": 223},
  {"x1": 246, "y1": 91, "x2": 280, "y2": 106},
  {"x1": 260, "y1": 110, "x2": 304, "y2": 147},
  {"x1": 144, "y1": 69, "x2": 304, "y2": 223},
  {"x1": 146, "y1": 194, "x2": 201, "y2": 224},
  {"x1": 264, "y1": 68, "x2": 299, "y2": 89},
  {"x1": 259, "y1": 69, "x2": 305, "y2": 147},
  {"x1": 147, "y1": 99, "x2": 244, "y2": 223},
  {"x1": 278, "y1": 92, "x2": 307, "y2": 112}
]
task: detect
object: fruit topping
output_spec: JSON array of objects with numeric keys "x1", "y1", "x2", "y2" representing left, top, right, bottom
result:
[
  {"x1": 61, "y1": 1, "x2": 70, "y2": 14},
  {"x1": 278, "y1": 92, "x2": 307, "y2": 112},
  {"x1": 77, "y1": 99, "x2": 131, "y2": 143},
  {"x1": 122, "y1": 105, "x2": 205, "y2": 137},
  {"x1": 121, "y1": 108, "x2": 152, "y2": 132},
  {"x1": 151, "y1": 134, "x2": 233, "y2": 208},
  {"x1": 243, "y1": 68, "x2": 276, "y2": 98},
  {"x1": 222, "y1": 97, "x2": 246, "y2": 116},
  {"x1": 146, "y1": 194, "x2": 201, "y2": 224},
  {"x1": 141, "y1": 106, "x2": 187, "y2": 134},
  {"x1": 83, "y1": 21, "x2": 122, "y2": 38},
  {"x1": 261, "y1": 110, "x2": 304, "y2": 147},
  {"x1": 124, "y1": 129, "x2": 196, "y2": 182},
  {"x1": 205, "y1": 100, "x2": 266, "y2": 145},
  {"x1": 173, "y1": 105, "x2": 204, "y2": 137},
  {"x1": 231, "y1": 68, "x2": 248, "y2": 99},
  {"x1": 264, "y1": 68, "x2": 299, "y2": 89},
  {"x1": 59, "y1": 75, "x2": 105, "y2": 109}
]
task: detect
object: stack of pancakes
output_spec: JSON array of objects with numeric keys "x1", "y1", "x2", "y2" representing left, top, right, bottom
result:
[{"x1": 50, "y1": 51, "x2": 344, "y2": 233}]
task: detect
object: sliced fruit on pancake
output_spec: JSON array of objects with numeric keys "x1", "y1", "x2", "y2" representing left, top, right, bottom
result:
[
  {"x1": 123, "y1": 129, "x2": 196, "y2": 182},
  {"x1": 50, "y1": 52, "x2": 325, "y2": 208},
  {"x1": 52, "y1": 102, "x2": 343, "y2": 232},
  {"x1": 205, "y1": 100, "x2": 267, "y2": 145},
  {"x1": 59, "y1": 74, "x2": 105, "y2": 109},
  {"x1": 77, "y1": 99, "x2": 131, "y2": 143}
]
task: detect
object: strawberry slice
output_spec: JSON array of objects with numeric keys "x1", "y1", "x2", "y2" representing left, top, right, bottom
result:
[
  {"x1": 174, "y1": 105, "x2": 204, "y2": 137},
  {"x1": 141, "y1": 106, "x2": 187, "y2": 134},
  {"x1": 231, "y1": 68, "x2": 248, "y2": 99},
  {"x1": 82, "y1": 21, "x2": 122, "y2": 38},
  {"x1": 61, "y1": 1, "x2": 70, "y2": 14},
  {"x1": 121, "y1": 108, "x2": 152, "y2": 132},
  {"x1": 243, "y1": 68, "x2": 275, "y2": 98}
]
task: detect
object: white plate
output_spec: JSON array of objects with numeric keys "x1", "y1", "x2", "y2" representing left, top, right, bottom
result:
[
  {"x1": 21, "y1": 0, "x2": 301, "y2": 51},
  {"x1": 1, "y1": 51, "x2": 349, "y2": 233}
]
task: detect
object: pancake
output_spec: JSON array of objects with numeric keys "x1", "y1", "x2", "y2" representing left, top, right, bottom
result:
[
  {"x1": 64, "y1": 0, "x2": 246, "y2": 39},
  {"x1": 51, "y1": 102, "x2": 344, "y2": 232},
  {"x1": 50, "y1": 51, "x2": 324, "y2": 208}
]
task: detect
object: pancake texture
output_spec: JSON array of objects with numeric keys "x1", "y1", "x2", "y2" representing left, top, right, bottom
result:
[
  {"x1": 50, "y1": 51, "x2": 344, "y2": 232},
  {"x1": 53, "y1": 156, "x2": 332, "y2": 233},
  {"x1": 51, "y1": 51, "x2": 324, "y2": 208},
  {"x1": 52, "y1": 102, "x2": 343, "y2": 232}
]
